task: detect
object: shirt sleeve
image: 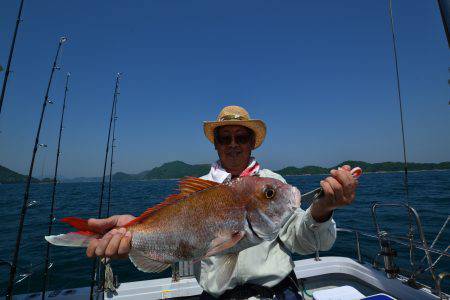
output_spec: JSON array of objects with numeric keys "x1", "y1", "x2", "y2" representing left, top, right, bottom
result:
[{"x1": 278, "y1": 207, "x2": 337, "y2": 255}]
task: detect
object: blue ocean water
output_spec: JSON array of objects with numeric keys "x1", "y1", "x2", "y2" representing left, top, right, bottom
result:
[{"x1": 0, "y1": 170, "x2": 449, "y2": 295}]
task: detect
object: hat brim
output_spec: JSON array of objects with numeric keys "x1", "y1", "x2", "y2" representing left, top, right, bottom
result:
[{"x1": 203, "y1": 119, "x2": 266, "y2": 149}]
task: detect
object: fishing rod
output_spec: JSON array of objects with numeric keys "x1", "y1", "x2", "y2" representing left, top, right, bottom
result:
[
  {"x1": 106, "y1": 85, "x2": 119, "y2": 218},
  {"x1": 6, "y1": 36, "x2": 67, "y2": 299},
  {"x1": 89, "y1": 72, "x2": 122, "y2": 299},
  {"x1": 0, "y1": 0, "x2": 25, "y2": 117},
  {"x1": 101, "y1": 73, "x2": 121, "y2": 295},
  {"x1": 437, "y1": 0, "x2": 450, "y2": 48},
  {"x1": 41, "y1": 72, "x2": 71, "y2": 299}
]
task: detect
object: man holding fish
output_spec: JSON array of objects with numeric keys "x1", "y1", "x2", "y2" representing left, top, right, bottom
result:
[{"x1": 47, "y1": 105, "x2": 358, "y2": 299}]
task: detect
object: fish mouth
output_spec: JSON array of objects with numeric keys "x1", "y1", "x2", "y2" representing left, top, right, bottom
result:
[{"x1": 288, "y1": 186, "x2": 301, "y2": 211}]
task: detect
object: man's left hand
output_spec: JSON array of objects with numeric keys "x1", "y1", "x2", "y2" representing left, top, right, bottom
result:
[{"x1": 310, "y1": 165, "x2": 358, "y2": 222}]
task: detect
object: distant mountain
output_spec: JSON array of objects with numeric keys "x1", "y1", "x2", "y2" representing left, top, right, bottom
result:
[
  {"x1": 113, "y1": 172, "x2": 137, "y2": 181},
  {"x1": 0, "y1": 165, "x2": 39, "y2": 184},
  {"x1": 2, "y1": 160, "x2": 449, "y2": 184},
  {"x1": 275, "y1": 161, "x2": 450, "y2": 176},
  {"x1": 276, "y1": 165, "x2": 329, "y2": 175},
  {"x1": 113, "y1": 161, "x2": 211, "y2": 181},
  {"x1": 144, "y1": 161, "x2": 210, "y2": 179},
  {"x1": 62, "y1": 176, "x2": 101, "y2": 183}
]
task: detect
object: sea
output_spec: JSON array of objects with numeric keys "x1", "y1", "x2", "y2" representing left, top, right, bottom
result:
[{"x1": 1, "y1": 170, "x2": 449, "y2": 296}]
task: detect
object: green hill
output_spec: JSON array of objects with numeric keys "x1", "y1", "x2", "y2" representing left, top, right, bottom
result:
[
  {"x1": 0, "y1": 165, "x2": 39, "y2": 184},
  {"x1": 276, "y1": 165, "x2": 328, "y2": 175},
  {"x1": 4, "y1": 160, "x2": 447, "y2": 183},
  {"x1": 275, "y1": 161, "x2": 450, "y2": 176},
  {"x1": 112, "y1": 161, "x2": 211, "y2": 181},
  {"x1": 112, "y1": 160, "x2": 450, "y2": 181},
  {"x1": 113, "y1": 171, "x2": 137, "y2": 181},
  {"x1": 143, "y1": 161, "x2": 210, "y2": 179}
]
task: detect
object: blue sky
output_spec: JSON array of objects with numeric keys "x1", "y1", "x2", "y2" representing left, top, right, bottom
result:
[{"x1": 0, "y1": 0, "x2": 449, "y2": 178}]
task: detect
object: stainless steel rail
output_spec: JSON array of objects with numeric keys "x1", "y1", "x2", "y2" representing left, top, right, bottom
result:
[
  {"x1": 336, "y1": 228, "x2": 362, "y2": 263},
  {"x1": 371, "y1": 202, "x2": 436, "y2": 283}
]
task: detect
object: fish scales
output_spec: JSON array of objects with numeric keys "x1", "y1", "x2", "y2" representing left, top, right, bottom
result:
[{"x1": 129, "y1": 184, "x2": 246, "y2": 261}]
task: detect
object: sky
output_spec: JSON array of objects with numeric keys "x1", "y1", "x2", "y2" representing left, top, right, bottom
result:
[{"x1": 0, "y1": 0, "x2": 449, "y2": 178}]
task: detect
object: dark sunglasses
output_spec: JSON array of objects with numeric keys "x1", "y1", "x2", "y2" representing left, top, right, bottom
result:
[{"x1": 217, "y1": 133, "x2": 251, "y2": 145}]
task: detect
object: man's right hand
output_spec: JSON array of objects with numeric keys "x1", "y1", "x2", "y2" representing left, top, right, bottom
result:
[{"x1": 86, "y1": 214, "x2": 135, "y2": 259}]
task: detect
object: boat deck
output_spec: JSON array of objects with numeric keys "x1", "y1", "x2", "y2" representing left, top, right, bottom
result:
[{"x1": 15, "y1": 256, "x2": 445, "y2": 299}]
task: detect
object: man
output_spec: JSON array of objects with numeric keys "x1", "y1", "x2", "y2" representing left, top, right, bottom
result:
[{"x1": 86, "y1": 105, "x2": 358, "y2": 299}]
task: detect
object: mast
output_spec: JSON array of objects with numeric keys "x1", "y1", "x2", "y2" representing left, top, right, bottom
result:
[
  {"x1": 0, "y1": 0, "x2": 26, "y2": 116},
  {"x1": 6, "y1": 36, "x2": 67, "y2": 299},
  {"x1": 89, "y1": 73, "x2": 122, "y2": 299},
  {"x1": 41, "y1": 72, "x2": 71, "y2": 299}
]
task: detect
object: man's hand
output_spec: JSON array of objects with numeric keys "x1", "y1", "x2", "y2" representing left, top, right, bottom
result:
[
  {"x1": 86, "y1": 214, "x2": 135, "y2": 259},
  {"x1": 310, "y1": 165, "x2": 358, "y2": 222}
]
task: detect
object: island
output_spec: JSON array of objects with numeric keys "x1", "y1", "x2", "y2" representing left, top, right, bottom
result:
[{"x1": 1, "y1": 160, "x2": 449, "y2": 184}]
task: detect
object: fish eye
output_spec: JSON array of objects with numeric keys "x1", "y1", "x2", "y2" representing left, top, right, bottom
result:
[{"x1": 264, "y1": 187, "x2": 276, "y2": 199}]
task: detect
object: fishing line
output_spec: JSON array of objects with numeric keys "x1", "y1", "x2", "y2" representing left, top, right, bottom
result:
[
  {"x1": 388, "y1": 0, "x2": 409, "y2": 199},
  {"x1": 387, "y1": 0, "x2": 417, "y2": 281},
  {"x1": 40, "y1": 150, "x2": 47, "y2": 180},
  {"x1": 89, "y1": 73, "x2": 122, "y2": 299},
  {"x1": 41, "y1": 72, "x2": 70, "y2": 299},
  {"x1": 0, "y1": 0, "x2": 25, "y2": 117},
  {"x1": 6, "y1": 36, "x2": 67, "y2": 300}
]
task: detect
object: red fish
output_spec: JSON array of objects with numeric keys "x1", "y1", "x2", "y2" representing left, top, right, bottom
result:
[{"x1": 46, "y1": 177, "x2": 301, "y2": 276}]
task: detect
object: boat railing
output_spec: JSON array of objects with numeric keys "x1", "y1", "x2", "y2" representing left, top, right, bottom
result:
[{"x1": 334, "y1": 202, "x2": 449, "y2": 298}]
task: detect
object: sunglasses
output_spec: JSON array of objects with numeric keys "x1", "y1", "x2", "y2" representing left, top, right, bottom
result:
[{"x1": 217, "y1": 133, "x2": 251, "y2": 145}]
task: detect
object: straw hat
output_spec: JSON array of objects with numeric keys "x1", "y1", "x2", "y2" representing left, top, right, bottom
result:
[{"x1": 203, "y1": 106, "x2": 266, "y2": 149}]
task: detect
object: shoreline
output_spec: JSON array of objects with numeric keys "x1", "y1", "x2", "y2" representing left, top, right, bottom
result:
[{"x1": 1, "y1": 169, "x2": 449, "y2": 184}]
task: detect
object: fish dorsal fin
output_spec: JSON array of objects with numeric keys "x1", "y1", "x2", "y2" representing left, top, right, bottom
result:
[
  {"x1": 125, "y1": 194, "x2": 184, "y2": 227},
  {"x1": 125, "y1": 178, "x2": 218, "y2": 227},
  {"x1": 179, "y1": 177, "x2": 219, "y2": 196}
]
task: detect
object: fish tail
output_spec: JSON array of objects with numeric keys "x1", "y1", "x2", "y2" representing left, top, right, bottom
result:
[
  {"x1": 45, "y1": 217, "x2": 102, "y2": 248},
  {"x1": 45, "y1": 231, "x2": 98, "y2": 248}
]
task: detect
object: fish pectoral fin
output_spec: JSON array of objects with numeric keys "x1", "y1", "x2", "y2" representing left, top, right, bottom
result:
[
  {"x1": 212, "y1": 253, "x2": 238, "y2": 288},
  {"x1": 205, "y1": 231, "x2": 245, "y2": 258},
  {"x1": 129, "y1": 249, "x2": 170, "y2": 273}
]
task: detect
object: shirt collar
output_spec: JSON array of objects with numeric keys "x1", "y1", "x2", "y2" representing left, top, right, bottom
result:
[{"x1": 207, "y1": 157, "x2": 260, "y2": 183}]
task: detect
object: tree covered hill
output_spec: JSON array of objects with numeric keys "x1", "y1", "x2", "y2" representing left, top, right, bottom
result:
[
  {"x1": 112, "y1": 161, "x2": 211, "y2": 181},
  {"x1": 0, "y1": 165, "x2": 39, "y2": 184},
  {"x1": 275, "y1": 161, "x2": 450, "y2": 176},
  {"x1": 1, "y1": 161, "x2": 449, "y2": 183}
]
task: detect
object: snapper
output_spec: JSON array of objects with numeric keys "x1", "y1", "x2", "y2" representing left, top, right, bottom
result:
[{"x1": 45, "y1": 176, "x2": 301, "y2": 277}]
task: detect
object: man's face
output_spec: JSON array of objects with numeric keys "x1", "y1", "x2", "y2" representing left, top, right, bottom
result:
[{"x1": 214, "y1": 125, "x2": 255, "y2": 174}]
